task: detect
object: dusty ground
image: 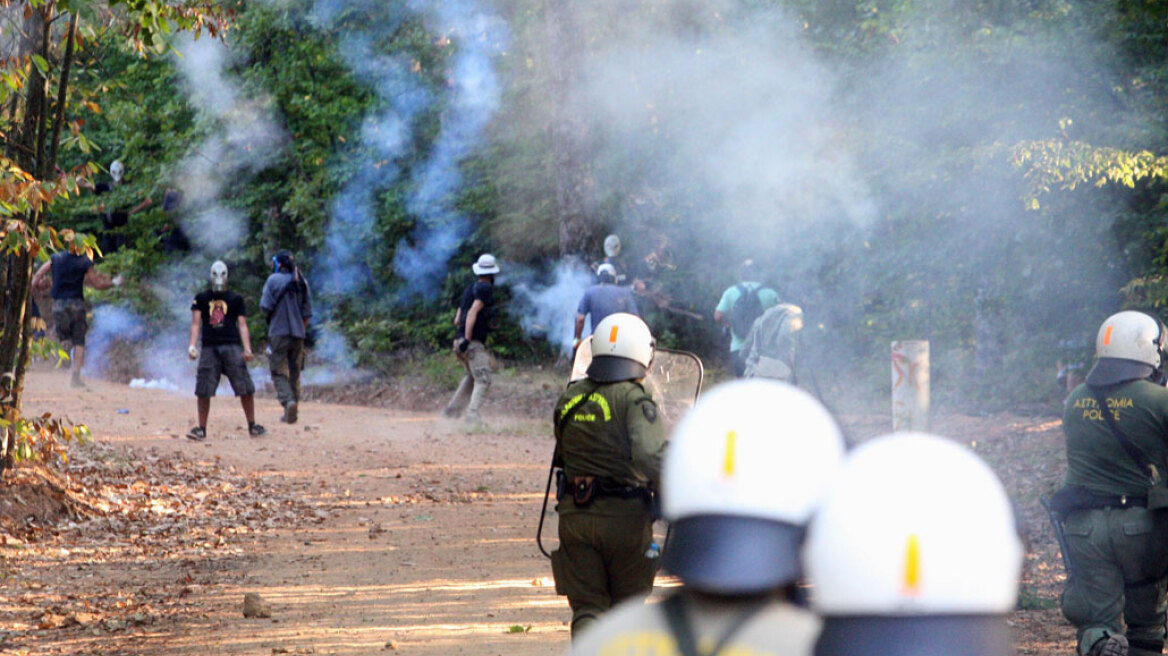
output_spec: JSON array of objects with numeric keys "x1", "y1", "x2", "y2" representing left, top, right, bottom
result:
[{"x1": 1, "y1": 361, "x2": 1071, "y2": 655}]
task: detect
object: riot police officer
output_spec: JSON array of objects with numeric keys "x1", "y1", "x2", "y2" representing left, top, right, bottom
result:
[
  {"x1": 805, "y1": 432, "x2": 1024, "y2": 656},
  {"x1": 1057, "y1": 311, "x2": 1168, "y2": 656},
  {"x1": 567, "y1": 379, "x2": 847, "y2": 654},
  {"x1": 550, "y1": 312, "x2": 666, "y2": 638}
]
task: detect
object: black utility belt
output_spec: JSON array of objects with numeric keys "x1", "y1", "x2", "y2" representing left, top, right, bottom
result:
[
  {"x1": 1083, "y1": 493, "x2": 1147, "y2": 509},
  {"x1": 1050, "y1": 484, "x2": 1147, "y2": 516},
  {"x1": 558, "y1": 474, "x2": 650, "y2": 507}
]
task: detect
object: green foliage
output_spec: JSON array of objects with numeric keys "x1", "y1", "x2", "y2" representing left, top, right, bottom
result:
[
  {"x1": 2, "y1": 413, "x2": 91, "y2": 466},
  {"x1": 33, "y1": 0, "x2": 1168, "y2": 413}
]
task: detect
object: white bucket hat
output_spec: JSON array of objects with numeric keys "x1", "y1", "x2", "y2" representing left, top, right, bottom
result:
[{"x1": 472, "y1": 253, "x2": 500, "y2": 275}]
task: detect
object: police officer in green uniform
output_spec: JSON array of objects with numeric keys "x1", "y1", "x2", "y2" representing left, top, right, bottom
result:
[
  {"x1": 551, "y1": 312, "x2": 666, "y2": 639},
  {"x1": 1060, "y1": 311, "x2": 1168, "y2": 656}
]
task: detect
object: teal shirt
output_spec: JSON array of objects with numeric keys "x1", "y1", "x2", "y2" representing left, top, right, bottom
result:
[
  {"x1": 715, "y1": 282, "x2": 780, "y2": 351},
  {"x1": 1063, "y1": 379, "x2": 1168, "y2": 496}
]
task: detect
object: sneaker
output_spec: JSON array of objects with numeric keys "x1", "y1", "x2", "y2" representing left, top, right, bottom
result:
[
  {"x1": 249, "y1": 424, "x2": 267, "y2": 437},
  {"x1": 284, "y1": 402, "x2": 298, "y2": 424},
  {"x1": 1088, "y1": 635, "x2": 1128, "y2": 656},
  {"x1": 186, "y1": 426, "x2": 207, "y2": 441}
]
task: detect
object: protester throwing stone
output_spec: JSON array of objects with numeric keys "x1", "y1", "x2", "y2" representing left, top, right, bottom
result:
[
  {"x1": 187, "y1": 261, "x2": 264, "y2": 440},
  {"x1": 31, "y1": 250, "x2": 122, "y2": 388}
]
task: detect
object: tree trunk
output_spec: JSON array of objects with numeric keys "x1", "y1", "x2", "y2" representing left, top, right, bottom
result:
[
  {"x1": 546, "y1": 0, "x2": 595, "y2": 257},
  {"x1": 0, "y1": 6, "x2": 53, "y2": 475}
]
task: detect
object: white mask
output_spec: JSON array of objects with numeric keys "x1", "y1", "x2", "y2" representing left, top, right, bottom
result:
[
  {"x1": 210, "y1": 261, "x2": 228, "y2": 291},
  {"x1": 110, "y1": 160, "x2": 124, "y2": 184}
]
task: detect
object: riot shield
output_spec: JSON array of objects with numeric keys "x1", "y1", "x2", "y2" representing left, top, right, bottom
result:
[{"x1": 570, "y1": 336, "x2": 703, "y2": 432}]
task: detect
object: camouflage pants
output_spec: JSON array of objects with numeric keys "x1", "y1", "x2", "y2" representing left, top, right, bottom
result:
[
  {"x1": 1061, "y1": 506, "x2": 1168, "y2": 656},
  {"x1": 444, "y1": 340, "x2": 491, "y2": 421}
]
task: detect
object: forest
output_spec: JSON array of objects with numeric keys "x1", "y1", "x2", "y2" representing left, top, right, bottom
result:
[
  {"x1": 2, "y1": 0, "x2": 1168, "y2": 453},
  {"x1": 0, "y1": 2, "x2": 1166, "y2": 654}
]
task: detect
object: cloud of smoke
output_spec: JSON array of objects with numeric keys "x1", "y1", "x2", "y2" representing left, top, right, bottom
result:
[
  {"x1": 507, "y1": 1, "x2": 1137, "y2": 394},
  {"x1": 312, "y1": 15, "x2": 424, "y2": 294},
  {"x1": 571, "y1": 3, "x2": 877, "y2": 248},
  {"x1": 82, "y1": 305, "x2": 145, "y2": 379},
  {"x1": 508, "y1": 260, "x2": 596, "y2": 355},
  {"x1": 171, "y1": 34, "x2": 287, "y2": 254},
  {"x1": 393, "y1": 0, "x2": 508, "y2": 300}
]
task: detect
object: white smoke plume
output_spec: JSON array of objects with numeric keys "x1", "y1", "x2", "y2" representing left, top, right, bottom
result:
[
  {"x1": 393, "y1": 0, "x2": 508, "y2": 300},
  {"x1": 313, "y1": 19, "x2": 423, "y2": 295},
  {"x1": 571, "y1": 3, "x2": 876, "y2": 249},
  {"x1": 508, "y1": 261, "x2": 596, "y2": 355},
  {"x1": 171, "y1": 34, "x2": 287, "y2": 253}
]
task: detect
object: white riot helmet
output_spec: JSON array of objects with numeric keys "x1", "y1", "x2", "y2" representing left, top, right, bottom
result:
[
  {"x1": 586, "y1": 313, "x2": 653, "y2": 383},
  {"x1": 603, "y1": 234, "x2": 621, "y2": 258},
  {"x1": 662, "y1": 380, "x2": 846, "y2": 594},
  {"x1": 210, "y1": 260, "x2": 228, "y2": 292},
  {"x1": 805, "y1": 433, "x2": 1022, "y2": 656},
  {"x1": 110, "y1": 160, "x2": 124, "y2": 184},
  {"x1": 1086, "y1": 310, "x2": 1168, "y2": 386}
]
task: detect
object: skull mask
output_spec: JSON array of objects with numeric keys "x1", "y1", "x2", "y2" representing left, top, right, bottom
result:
[
  {"x1": 210, "y1": 261, "x2": 228, "y2": 292},
  {"x1": 604, "y1": 234, "x2": 621, "y2": 258},
  {"x1": 110, "y1": 160, "x2": 124, "y2": 184}
]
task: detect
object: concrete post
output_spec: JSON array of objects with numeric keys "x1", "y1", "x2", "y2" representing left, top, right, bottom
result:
[{"x1": 892, "y1": 340, "x2": 930, "y2": 431}]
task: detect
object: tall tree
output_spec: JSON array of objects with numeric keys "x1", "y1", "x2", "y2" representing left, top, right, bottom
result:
[
  {"x1": 545, "y1": 0, "x2": 595, "y2": 257},
  {"x1": 0, "y1": 0, "x2": 228, "y2": 474}
]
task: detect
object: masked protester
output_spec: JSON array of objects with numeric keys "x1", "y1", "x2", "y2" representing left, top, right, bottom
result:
[
  {"x1": 568, "y1": 379, "x2": 846, "y2": 653},
  {"x1": 1055, "y1": 311, "x2": 1168, "y2": 656},
  {"x1": 31, "y1": 251, "x2": 122, "y2": 388},
  {"x1": 805, "y1": 433, "x2": 1023, "y2": 656},
  {"x1": 261, "y1": 250, "x2": 313, "y2": 424},
  {"x1": 187, "y1": 261, "x2": 264, "y2": 440},
  {"x1": 442, "y1": 254, "x2": 499, "y2": 426}
]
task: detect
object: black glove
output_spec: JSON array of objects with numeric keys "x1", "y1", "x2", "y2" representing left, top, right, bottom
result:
[{"x1": 458, "y1": 338, "x2": 470, "y2": 353}]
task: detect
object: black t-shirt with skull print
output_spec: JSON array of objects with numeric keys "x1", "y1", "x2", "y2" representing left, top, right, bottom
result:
[{"x1": 192, "y1": 290, "x2": 247, "y2": 347}]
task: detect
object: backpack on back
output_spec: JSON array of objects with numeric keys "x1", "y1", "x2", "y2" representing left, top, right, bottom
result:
[{"x1": 729, "y1": 284, "x2": 765, "y2": 337}]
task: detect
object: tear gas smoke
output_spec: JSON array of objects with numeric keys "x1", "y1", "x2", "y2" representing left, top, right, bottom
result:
[
  {"x1": 313, "y1": 23, "x2": 423, "y2": 295},
  {"x1": 508, "y1": 261, "x2": 596, "y2": 355},
  {"x1": 171, "y1": 35, "x2": 287, "y2": 254},
  {"x1": 310, "y1": 0, "x2": 507, "y2": 300},
  {"x1": 82, "y1": 305, "x2": 145, "y2": 379},
  {"x1": 393, "y1": 0, "x2": 508, "y2": 300},
  {"x1": 510, "y1": 1, "x2": 1136, "y2": 397}
]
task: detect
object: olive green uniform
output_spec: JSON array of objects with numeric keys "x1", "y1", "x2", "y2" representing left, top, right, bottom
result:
[
  {"x1": 1061, "y1": 380, "x2": 1168, "y2": 656},
  {"x1": 567, "y1": 593, "x2": 819, "y2": 656},
  {"x1": 551, "y1": 378, "x2": 667, "y2": 638}
]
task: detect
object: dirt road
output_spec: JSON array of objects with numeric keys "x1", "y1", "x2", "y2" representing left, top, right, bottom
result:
[
  {"x1": 4, "y1": 363, "x2": 1071, "y2": 655},
  {"x1": 12, "y1": 365, "x2": 573, "y2": 655}
]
